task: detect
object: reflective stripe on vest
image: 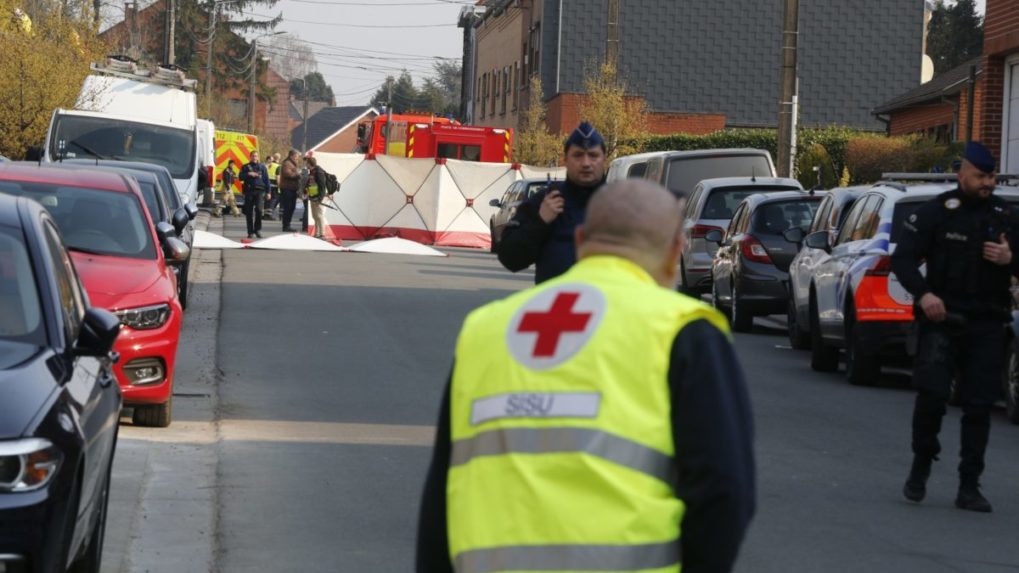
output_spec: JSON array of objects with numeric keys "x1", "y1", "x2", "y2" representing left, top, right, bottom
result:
[
  {"x1": 448, "y1": 256, "x2": 731, "y2": 572},
  {"x1": 451, "y1": 427, "x2": 674, "y2": 484},
  {"x1": 455, "y1": 540, "x2": 681, "y2": 573}
]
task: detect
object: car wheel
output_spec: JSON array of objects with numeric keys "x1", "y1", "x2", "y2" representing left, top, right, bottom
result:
[
  {"x1": 178, "y1": 258, "x2": 190, "y2": 310},
  {"x1": 844, "y1": 304, "x2": 880, "y2": 386},
  {"x1": 810, "y1": 292, "x2": 839, "y2": 372},
  {"x1": 730, "y1": 283, "x2": 753, "y2": 333},
  {"x1": 787, "y1": 297, "x2": 810, "y2": 350},
  {"x1": 133, "y1": 399, "x2": 172, "y2": 428},
  {"x1": 1005, "y1": 343, "x2": 1019, "y2": 424},
  {"x1": 68, "y1": 429, "x2": 116, "y2": 573}
]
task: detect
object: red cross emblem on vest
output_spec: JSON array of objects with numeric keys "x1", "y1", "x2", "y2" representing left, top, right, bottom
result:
[
  {"x1": 518, "y1": 292, "x2": 592, "y2": 357},
  {"x1": 507, "y1": 284, "x2": 606, "y2": 369}
]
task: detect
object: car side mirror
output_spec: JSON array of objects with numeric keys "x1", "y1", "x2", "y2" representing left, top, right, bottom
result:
[
  {"x1": 74, "y1": 307, "x2": 121, "y2": 357},
  {"x1": 704, "y1": 229, "x2": 724, "y2": 244},
  {"x1": 489, "y1": 198, "x2": 502, "y2": 208},
  {"x1": 804, "y1": 231, "x2": 831, "y2": 253},
  {"x1": 163, "y1": 236, "x2": 190, "y2": 266},
  {"x1": 185, "y1": 203, "x2": 199, "y2": 220},
  {"x1": 172, "y1": 208, "x2": 189, "y2": 235},
  {"x1": 155, "y1": 221, "x2": 175, "y2": 243},
  {"x1": 783, "y1": 227, "x2": 805, "y2": 244}
]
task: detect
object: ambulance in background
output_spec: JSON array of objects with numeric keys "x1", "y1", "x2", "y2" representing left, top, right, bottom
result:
[{"x1": 43, "y1": 56, "x2": 200, "y2": 206}]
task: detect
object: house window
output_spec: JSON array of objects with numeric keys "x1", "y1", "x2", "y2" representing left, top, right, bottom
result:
[
  {"x1": 501, "y1": 67, "x2": 509, "y2": 115},
  {"x1": 512, "y1": 62, "x2": 519, "y2": 111},
  {"x1": 530, "y1": 24, "x2": 541, "y2": 77},
  {"x1": 479, "y1": 74, "x2": 486, "y2": 119},
  {"x1": 491, "y1": 71, "x2": 497, "y2": 115}
]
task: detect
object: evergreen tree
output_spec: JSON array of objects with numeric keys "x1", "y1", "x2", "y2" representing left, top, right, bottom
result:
[
  {"x1": 927, "y1": 0, "x2": 984, "y2": 75},
  {"x1": 290, "y1": 72, "x2": 334, "y2": 103}
]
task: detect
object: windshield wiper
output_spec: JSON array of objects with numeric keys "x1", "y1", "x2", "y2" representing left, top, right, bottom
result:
[
  {"x1": 65, "y1": 141, "x2": 107, "y2": 161},
  {"x1": 68, "y1": 246, "x2": 108, "y2": 256}
]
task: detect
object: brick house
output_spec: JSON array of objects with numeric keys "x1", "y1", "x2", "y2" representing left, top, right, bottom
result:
[
  {"x1": 873, "y1": 58, "x2": 982, "y2": 144},
  {"x1": 101, "y1": 0, "x2": 291, "y2": 141},
  {"x1": 291, "y1": 106, "x2": 379, "y2": 153},
  {"x1": 877, "y1": 0, "x2": 1019, "y2": 171},
  {"x1": 460, "y1": 0, "x2": 920, "y2": 135}
]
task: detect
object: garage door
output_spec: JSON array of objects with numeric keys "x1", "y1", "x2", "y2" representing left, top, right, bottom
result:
[{"x1": 1007, "y1": 60, "x2": 1019, "y2": 173}]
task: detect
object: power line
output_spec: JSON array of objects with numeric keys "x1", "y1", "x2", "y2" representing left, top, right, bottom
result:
[{"x1": 240, "y1": 10, "x2": 456, "y2": 28}]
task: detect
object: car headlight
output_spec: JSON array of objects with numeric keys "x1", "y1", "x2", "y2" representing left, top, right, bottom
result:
[
  {"x1": 0, "y1": 438, "x2": 62, "y2": 493},
  {"x1": 115, "y1": 303, "x2": 171, "y2": 330}
]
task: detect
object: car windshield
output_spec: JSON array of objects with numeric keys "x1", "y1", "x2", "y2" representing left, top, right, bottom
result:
[
  {"x1": 50, "y1": 115, "x2": 196, "y2": 179},
  {"x1": 702, "y1": 186, "x2": 798, "y2": 220},
  {"x1": 666, "y1": 155, "x2": 774, "y2": 196},
  {"x1": 0, "y1": 226, "x2": 45, "y2": 346},
  {"x1": 0, "y1": 182, "x2": 156, "y2": 260},
  {"x1": 752, "y1": 199, "x2": 821, "y2": 235}
]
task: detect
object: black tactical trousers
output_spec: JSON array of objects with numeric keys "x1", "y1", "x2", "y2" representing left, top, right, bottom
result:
[
  {"x1": 281, "y1": 189, "x2": 298, "y2": 230},
  {"x1": 243, "y1": 190, "x2": 264, "y2": 235},
  {"x1": 911, "y1": 317, "x2": 1004, "y2": 482}
]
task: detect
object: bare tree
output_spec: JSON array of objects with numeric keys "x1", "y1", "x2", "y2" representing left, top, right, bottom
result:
[{"x1": 263, "y1": 32, "x2": 315, "y2": 82}]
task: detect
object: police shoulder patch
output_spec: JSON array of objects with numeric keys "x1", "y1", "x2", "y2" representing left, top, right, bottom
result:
[{"x1": 944, "y1": 198, "x2": 961, "y2": 210}]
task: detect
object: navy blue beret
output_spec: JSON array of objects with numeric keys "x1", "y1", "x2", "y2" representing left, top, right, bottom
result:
[
  {"x1": 564, "y1": 121, "x2": 606, "y2": 152},
  {"x1": 964, "y1": 141, "x2": 996, "y2": 173}
]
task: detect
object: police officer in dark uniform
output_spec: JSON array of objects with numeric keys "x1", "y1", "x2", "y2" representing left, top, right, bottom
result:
[
  {"x1": 497, "y1": 121, "x2": 608, "y2": 283},
  {"x1": 891, "y1": 142, "x2": 1019, "y2": 512}
]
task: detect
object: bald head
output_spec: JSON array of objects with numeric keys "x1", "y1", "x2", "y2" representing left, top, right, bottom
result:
[{"x1": 575, "y1": 180, "x2": 685, "y2": 287}]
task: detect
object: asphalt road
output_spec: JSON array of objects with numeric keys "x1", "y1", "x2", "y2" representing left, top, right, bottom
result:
[{"x1": 101, "y1": 212, "x2": 1019, "y2": 572}]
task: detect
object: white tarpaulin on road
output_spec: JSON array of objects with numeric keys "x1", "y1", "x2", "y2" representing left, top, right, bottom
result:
[
  {"x1": 193, "y1": 230, "x2": 244, "y2": 249},
  {"x1": 313, "y1": 153, "x2": 564, "y2": 249},
  {"x1": 346, "y1": 237, "x2": 446, "y2": 257}
]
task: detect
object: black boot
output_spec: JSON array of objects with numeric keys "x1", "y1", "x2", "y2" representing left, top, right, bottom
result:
[
  {"x1": 903, "y1": 456, "x2": 933, "y2": 502},
  {"x1": 955, "y1": 481, "x2": 992, "y2": 512}
]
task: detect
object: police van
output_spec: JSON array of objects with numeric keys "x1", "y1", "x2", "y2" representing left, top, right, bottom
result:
[{"x1": 42, "y1": 56, "x2": 200, "y2": 206}]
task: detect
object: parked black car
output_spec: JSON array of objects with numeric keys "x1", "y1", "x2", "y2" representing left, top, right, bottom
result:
[
  {"x1": 488, "y1": 178, "x2": 551, "y2": 252},
  {"x1": 708, "y1": 190, "x2": 823, "y2": 332},
  {"x1": 0, "y1": 193, "x2": 122, "y2": 572}
]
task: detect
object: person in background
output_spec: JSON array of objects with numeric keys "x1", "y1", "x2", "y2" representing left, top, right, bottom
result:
[
  {"x1": 241, "y1": 150, "x2": 270, "y2": 239},
  {"x1": 218, "y1": 159, "x2": 240, "y2": 217},
  {"x1": 303, "y1": 152, "x2": 328, "y2": 239},
  {"x1": 279, "y1": 149, "x2": 302, "y2": 232},
  {"x1": 497, "y1": 121, "x2": 609, "y2": 283},
  {"x1": 266, "y1": 152, "x2": 281, "y2": 220}
]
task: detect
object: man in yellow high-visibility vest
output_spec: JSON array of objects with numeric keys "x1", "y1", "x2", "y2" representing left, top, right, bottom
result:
[{"x1": 417, "y1": 179, "x2": 756, "y2": 573}]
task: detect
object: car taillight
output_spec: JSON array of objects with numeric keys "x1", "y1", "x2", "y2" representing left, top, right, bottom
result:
[
  {"x1": 741, "y1": 236, "x2": 772, "y2": 264},
  {"x1": 865, "y1": 256, "x2": 892, "y2": 277},
  {"x1": 690, "y1": 224, "x2": 723, "y2": 239}
]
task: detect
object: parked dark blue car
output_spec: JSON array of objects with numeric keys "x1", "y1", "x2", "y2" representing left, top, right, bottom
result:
[{"x1": 0, "y1": 193, "x2": 122, "y2": 572}]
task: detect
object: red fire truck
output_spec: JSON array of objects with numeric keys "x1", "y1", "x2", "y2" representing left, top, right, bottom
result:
[{"x1": 356, "y1": 114, "x2": 513, "y2": 163}]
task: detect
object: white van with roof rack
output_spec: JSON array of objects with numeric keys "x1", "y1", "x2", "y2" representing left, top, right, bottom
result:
[{"x1": 42, "y1": 56, "x2": 200, "y2": 206}]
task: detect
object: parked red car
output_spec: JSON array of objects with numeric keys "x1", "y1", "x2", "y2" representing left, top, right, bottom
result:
[{"x1": 0, "y1": 163, "x2": 189, "y2": 427}]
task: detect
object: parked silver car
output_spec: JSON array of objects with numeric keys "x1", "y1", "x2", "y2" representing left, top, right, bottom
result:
[
  {"x1": 786, "y1": 186, "x2": 867, "y2": 348},
  {"x1": 680, "y1": 176, "x2": 802, "y2": 294}
]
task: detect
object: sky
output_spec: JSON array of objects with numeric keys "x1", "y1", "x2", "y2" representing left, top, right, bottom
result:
[{"x1": 249, "y1": 0, "x2": 472, "y2": 106}]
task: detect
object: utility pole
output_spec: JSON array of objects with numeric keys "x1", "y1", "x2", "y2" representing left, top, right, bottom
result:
[
  {"x1": 165, "y1": 0, "x2": 176, "y2": 65},
  {"x1": 606, "y1": 0, "x2": 619, "y2": 66},
  {"x1": 205, "y1": 5, "x2": 217, "y2": 114},
  {"x1": 776, "y1": 0, "x2": 799, "y2": 178},
  {"x1": 302, "y1": 77, "x2": 309, "y2": 152},
  {"x1": 384, "y1": 77, "x2": 393, "y2": 154},
  {"x1": 248, "y1": 42, "x2": 257, "y2": 134}
]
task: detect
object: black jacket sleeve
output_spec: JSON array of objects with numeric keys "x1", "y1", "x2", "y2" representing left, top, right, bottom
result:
[
  {"x1": 497, "y1": 191, "x2": 552, "y2": 273},
  {"x1": 669, "y1": 319, "x2": 756, "y2": 573},
  {"x1": 416, "y1": 373, "x2": 454, "y2": 573},
  {"x1": 890, "y1": 200, "x2": 941, "y2": 300}
]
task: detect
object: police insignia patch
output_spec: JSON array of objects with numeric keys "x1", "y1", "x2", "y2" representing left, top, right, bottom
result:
[
  {"x1": 945, "y1": 198, "x2": 961, "y2": 210},
  {"x1": 908, "y1": 214, "x2": 918, "y2": 223}
]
